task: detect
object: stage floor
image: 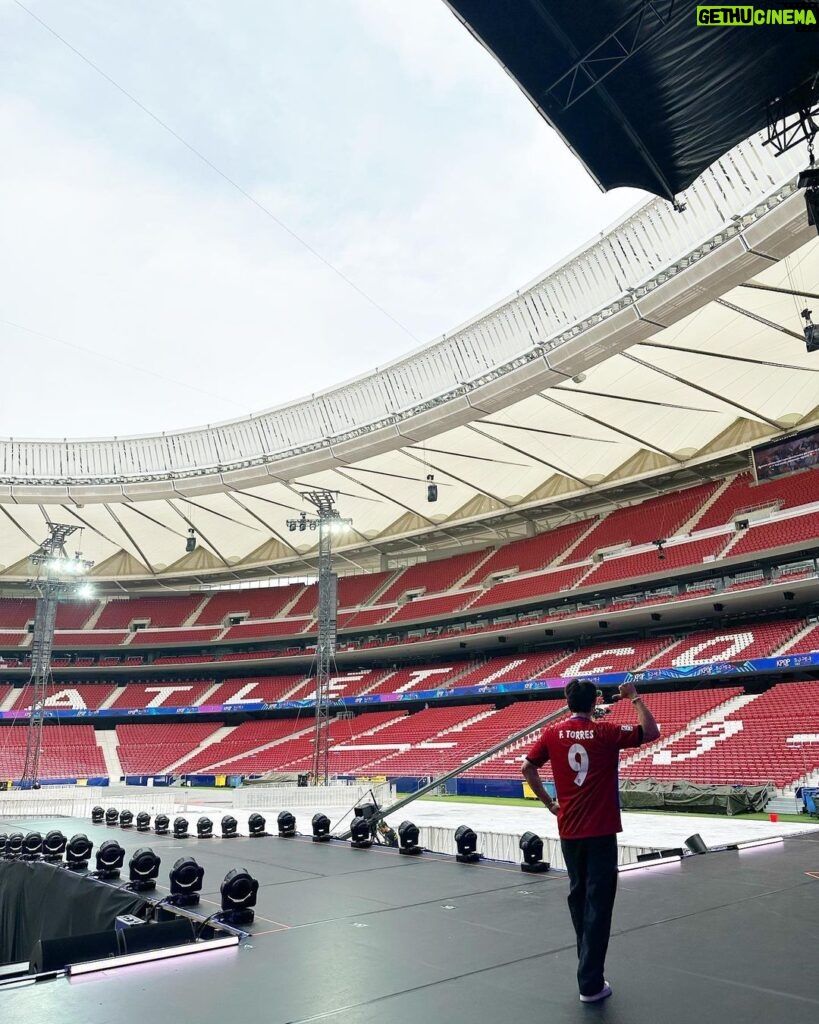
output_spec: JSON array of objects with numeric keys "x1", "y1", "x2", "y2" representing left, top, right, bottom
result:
[{"x1": 3, "y1": 815, "x2": 819, "y2": 1023}]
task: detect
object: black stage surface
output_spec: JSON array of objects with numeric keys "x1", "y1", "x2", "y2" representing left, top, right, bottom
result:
[{"x1": 3, "y1": 815, "x2": 819, "y2": 1023}]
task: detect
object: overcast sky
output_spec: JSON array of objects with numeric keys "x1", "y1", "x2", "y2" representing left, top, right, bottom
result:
[{"x1": 0, "y1": 0, "x2": 642, "y2": 440}]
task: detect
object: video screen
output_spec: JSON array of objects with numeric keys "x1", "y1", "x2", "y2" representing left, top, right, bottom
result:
[{"x1": 752, "y1": 427, "x2": 819, "y2": 481}]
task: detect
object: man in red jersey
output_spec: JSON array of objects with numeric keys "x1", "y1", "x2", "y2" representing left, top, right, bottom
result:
[{"x1": 522, "y1": 678, "x2": 660, "y2": 1004}]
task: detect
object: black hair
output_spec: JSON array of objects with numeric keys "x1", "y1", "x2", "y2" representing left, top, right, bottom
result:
[{"x1": 565, "y1": 678, "x2": 597, "y2": 714}]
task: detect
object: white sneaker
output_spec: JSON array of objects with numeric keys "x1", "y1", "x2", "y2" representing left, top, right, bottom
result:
[{"x1": 579, "y1": 982, "x2": 612, "y2": 1003}]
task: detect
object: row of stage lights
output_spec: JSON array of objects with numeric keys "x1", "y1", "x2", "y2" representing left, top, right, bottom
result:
[
  {"x1": 90, "y1": 805, "x2": 550, "y2": 872},
  {"x1": 0, "y1": 828, "x2": 258, "y2": 926}
]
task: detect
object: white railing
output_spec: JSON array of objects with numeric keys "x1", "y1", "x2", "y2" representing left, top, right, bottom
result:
[
  {"x1": 0, "y1": 134, "x2": 808, "y2": 493},
  {"x1": 416, "y1": 825, "x2": 653, "y2": 868}
]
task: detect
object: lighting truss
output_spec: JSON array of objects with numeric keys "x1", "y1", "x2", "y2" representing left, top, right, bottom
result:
[
  {"x1": 19, "y1": 523, "x2": 95, "y2": 789},
  {"x1": 286, "y1": 490, "x2": 352, "y2": 785}
]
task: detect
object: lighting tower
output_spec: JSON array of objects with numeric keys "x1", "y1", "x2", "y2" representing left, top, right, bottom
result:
[
  {"x1": 20, "y1": 523, "x2": 94, "y2": 789},
  {"x1": 286, "y1": 492, "x2": 352, "y2": 785}
]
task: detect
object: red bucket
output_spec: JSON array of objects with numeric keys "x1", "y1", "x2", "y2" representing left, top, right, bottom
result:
[{"x1": 769, "y1": 813, "x2": 779, "y2": 823}]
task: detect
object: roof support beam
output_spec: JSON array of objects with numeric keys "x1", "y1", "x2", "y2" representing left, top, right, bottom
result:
[
  {"x1": 465, "y1": 423, "x2": 590, "y2": 487},
  {"x1": 622, "y1": 352, "x2": 784, "y2": 429},
  {"x1": 713, "y1": 297, "x2": 806, "y2": 341},
  {"x1": 636, "y1": 340, "x2": 818, "y2": 372}
]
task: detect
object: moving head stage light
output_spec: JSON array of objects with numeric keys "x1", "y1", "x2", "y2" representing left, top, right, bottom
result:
[
  {"x1": 43, "y1": 830, "x2": 67, "y2": 863},
  {"x1": 173, "y1": 817, "x2": 190, "y2": 840},
  {"x1": 91, "y1": 806, "x2": 104, "y2": 825},
  {"x1": 277, "y1": 811, "x2": 296, "y2": 838},
  {"x1": 312, "y1": 813, "x2": 331, "y2": 843},
  {"x1": 136, "y1": 812, "x2": 151, "y2": 832},
  {"x1": 22, "y1": 832, "x2": 43, "y2": 861},
  {"x1": 397, "y1": 820, "x2": 422, "y2": 856},
  {"x1": 95, "y1": 839, "x2": 126, "y2": 880},
  {"x1": 221, "y1": 815, "x2": 239, "y2": 839},
  {"x1": 7, "y1": 833, "x2": 24, "y2": 859},
  {"x1": 128, "y1": 847, "x2": 161, "y2": 892},
  {"x1": 247, "y1": 813, "x2": 268, "y2": 838},
  {"x1": 519, "y1": 831, "x2": 549, "y2": 874},
  {"x1": 104, "y1": 808, "x2": 119, "y2": 827},
  {"x1": 196, "y1": 817, "x2": 214, "y2": 839},
  {"x1": 168, "y1": 857, "x2": 205, "y2": 907},
  {"x1": 349, "y1": 816, "x2": 373, "y2": 850},
  {"x1": 454, "y1": 825, "x2": 480, "y2": 864},
  {"x1": 220, "y1": 868, "x2": 259, "y2": 926},
  {"x1": 119, "y1": 810, "x2": 134, "y2": 829},
  {"x1": 154, "y1": 814, "x2": 170, "y2": 836},
  {"x1": 66, "y1": 834, "x2": 93, "y2": 871}
]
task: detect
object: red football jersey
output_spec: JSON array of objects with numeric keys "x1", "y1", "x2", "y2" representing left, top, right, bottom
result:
[{"x1": 525, "y1": 715, "x2": 643, "y2": 840}]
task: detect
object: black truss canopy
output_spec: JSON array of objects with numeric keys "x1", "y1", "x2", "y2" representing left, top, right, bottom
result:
[{"x1": 445, "y1": 0, "x2": 819, "y2": 199}]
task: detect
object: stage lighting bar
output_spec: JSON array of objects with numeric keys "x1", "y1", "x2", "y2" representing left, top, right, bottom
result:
[
  {"x1": 729, "y1": 836, "x2": 785, "y2": 852},
  {"x1": 67, "y1": 935, "x2": 240, "y2": 976},
  {"x1": 619, "y1": 854, "x2": 683, "y2": 873}
]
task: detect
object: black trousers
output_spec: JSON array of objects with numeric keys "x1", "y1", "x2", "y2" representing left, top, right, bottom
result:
[{"x1": 560, "y1": 834, "x2": 618, "y2": 997}]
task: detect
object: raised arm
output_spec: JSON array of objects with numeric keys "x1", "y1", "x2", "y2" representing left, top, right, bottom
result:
[{"x1": 619, "y1": 682, "x2": 660, "y2": 743}]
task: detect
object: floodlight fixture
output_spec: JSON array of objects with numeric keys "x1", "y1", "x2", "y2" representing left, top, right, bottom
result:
[
  {"x1": 22, "y1": 831, "x2": 43, "y2": 860},
  {"x1": 128, "y1": 847, "x2": 161, "y2": 892},
  {"x1": 136, "y1": 812, "x2": 152, "y2": 832},
  {"x1": 220, "y1": 868, "x2": 259, "y2": 925},
  {"x1": 43, "y1": 830, "x2": 67, "y2": 862},
  {"x1": 311, "y1": 812, "x2": 331, "y2": 843},
  {"x1": 519, "y1": 831, "x2": 549, "y2": 873},
  {"x1": 221, "y1": 814, "x2": 239, "y2": 839},
  {"x1": 104, "y1": 807, "x2": 119, "y2": 827},
  {"x1": 685, "y1": 833, "x2": 709, "y2": 855},
  {"x1": 7, "y1": 833, "x2": 24, "y2": 859},
  {"x1": 173, "y1": 816, "x2": 190, "y2": 840},
  {"x1": 77, "y1": 582, "x2": 95, "y2": 599},
  {"x1": 802, "y1": 307, "x2": 819, "y2": 353},
  {"x1": 277, "y1": 811, "x2": 296, "y2": 838},
  {"x1": 186, "y1": 528, "x2": 197, "y2": 553},
  {"x1": 397, "y1": 820, "x2": 422, "y2": 856},
  {"x1": 426, "y1": 474, "x2": 438, "y2": 503},
  {"x1": 798, "y1": 165, "x2": 819, "y2": 234},
  {"x1": 154, "y1": 814, "x2": 170, "y2": 836},
  {"x1": 349, "y1": 816, "x2": 373, "y2": 850},
  {"x1": 66, "y1": 833, "x2": 93, "y2": 870},
  {"x1": 169, "y1": 856, "x2": 205, "y2": 907},
  {"x1": 91, "y1": 806, "x2": 105, "y2": 824},
  {"x1": 119, "y1": 809, "x2": 134, "y2": 829},
  {"x1": 454, "y1": 825, "x2": 480, "y2": 864},
  {"x1": 95, "y1": 839, "x2": 126, "y2": 880},
  {"x1": 247, "y1": 813, "x2": 268, "y2": 838}
]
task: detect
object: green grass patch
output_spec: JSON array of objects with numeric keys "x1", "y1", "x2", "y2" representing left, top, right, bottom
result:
[{"x1": 417, "y1": 794, "x2": 813, "y2": 823}]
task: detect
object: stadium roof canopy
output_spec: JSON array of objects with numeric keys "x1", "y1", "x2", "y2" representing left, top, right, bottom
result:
[
  {"x1": 0, "y1": 137, "x2": 816, "y2": 588},
  {"x1": 445, "y1": 0, "x2": 819, "y2": 200}
]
